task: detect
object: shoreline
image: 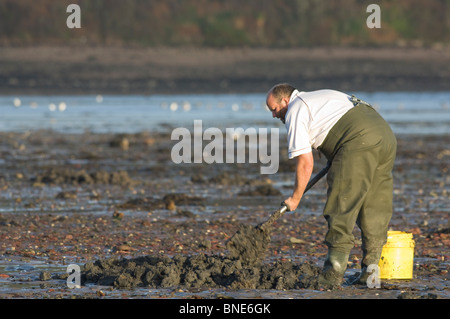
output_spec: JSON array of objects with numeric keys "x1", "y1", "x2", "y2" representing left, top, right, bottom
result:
[{"x1": 1, "y1": 45, "x2": 450, "y2": 95}]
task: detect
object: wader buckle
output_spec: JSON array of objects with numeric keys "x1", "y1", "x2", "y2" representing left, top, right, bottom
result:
[{"x1": 350, "y1": 95, "x2": 372, "y2": 108}]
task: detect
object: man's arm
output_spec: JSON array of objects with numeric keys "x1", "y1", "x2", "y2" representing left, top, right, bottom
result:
[{"x1": 284, "y1": 151, "x2": 314, "y2": 211}]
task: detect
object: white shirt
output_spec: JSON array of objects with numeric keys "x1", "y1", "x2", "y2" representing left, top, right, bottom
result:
[{"x1": 285, "y1": 89, "x2": 354, "y2": 159}]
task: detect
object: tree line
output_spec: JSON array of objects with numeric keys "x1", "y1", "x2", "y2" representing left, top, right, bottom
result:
[{"x1": 1, "y1": 0, "x2": 449, "y2": 47}]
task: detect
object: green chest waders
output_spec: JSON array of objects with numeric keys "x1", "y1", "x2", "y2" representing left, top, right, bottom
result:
[{"x1": 317, "y1": 99, "x2": 397, "y2": 287}]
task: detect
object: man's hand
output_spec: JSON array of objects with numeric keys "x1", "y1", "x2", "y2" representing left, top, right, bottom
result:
[{"x1": 284, "y1": 196, "x2": 300, "y2": 211}]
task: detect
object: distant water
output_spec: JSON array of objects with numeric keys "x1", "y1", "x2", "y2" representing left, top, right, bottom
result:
[{"x1": 0, "y1": 92, "x2": 449, "y2": 135}]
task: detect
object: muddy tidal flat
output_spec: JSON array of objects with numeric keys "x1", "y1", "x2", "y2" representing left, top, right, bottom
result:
[
  {"x1": 0, "y1": 130, "x2": 448, "y2": 300},
  {"x1": 2, "y1": 46, "x2": 450, "y2": 95}
]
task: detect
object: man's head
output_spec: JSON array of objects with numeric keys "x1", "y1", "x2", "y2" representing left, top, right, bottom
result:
[{"x1": 266, "y1": 83, "x2": 296, "y2": 124}]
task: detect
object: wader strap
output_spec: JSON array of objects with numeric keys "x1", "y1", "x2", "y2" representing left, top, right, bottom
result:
[{"x1": 349, "y1": 95, "x2": 372, "y2": 108}]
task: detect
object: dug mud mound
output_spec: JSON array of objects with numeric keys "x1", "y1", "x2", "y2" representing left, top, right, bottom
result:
[
  {"x1": 226, "y1": 224, "x2": 271, "y2": 266},
  {"x1": 82, "y1": 254, "x2": 321, "y2": 290}
]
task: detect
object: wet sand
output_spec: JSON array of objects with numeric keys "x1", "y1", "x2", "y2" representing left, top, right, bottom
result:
[
  {"x1": 0, "y1": 130, "x2": 448, "y2": 299},
  {"x1": 1, "y1": 45, "x2": 450, "y2": 95}
]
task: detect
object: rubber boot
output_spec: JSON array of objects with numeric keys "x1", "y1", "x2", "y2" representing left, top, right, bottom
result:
[
  {"x1": 318, "y1": 250, "x2": 349, "y2": 289},
  {"x1": 347, "y1": 247, "x2": 383, "y2": 286}
]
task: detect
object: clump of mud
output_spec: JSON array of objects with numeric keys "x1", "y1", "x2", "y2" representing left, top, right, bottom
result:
[
  {"x1": 82, "y1": 253, "x2": 320, "y2": 290},
  {"x1": 207, "y1": 172, "x2": 251, "y2": 185},
  {"x1": 237, "y1": 184, "x2": 281, "y2": 196},
  {"x1": 31, "y1": 169, "x2": 133, "y2": 186},
  {"x1": 226, "y1": 224, "x2": 271, "y2": 266},
  {"x1": 82, "y1": 196, "x2": 309, "y2": 291}
]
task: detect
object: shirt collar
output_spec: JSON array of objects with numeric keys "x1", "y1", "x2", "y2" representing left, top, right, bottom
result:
[{"x1": 289, "y1": 89, "x2": 300, "y2": 103}]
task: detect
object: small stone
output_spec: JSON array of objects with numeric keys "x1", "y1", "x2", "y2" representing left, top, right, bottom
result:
[
  {"x1": 112, "y1": 211, "x2": 124, "y2": 220},
  {"x1": 166, "y1": 200, "x2": 176, "y2": 211},
  {"x1": 289, "y1": 237, "x2": 306, "y2": 244},
  {"x1": 39, "y1": 271, "x2": 52, "y2": 281},
  {"x1": 199, "y1": 239, "x2": 212, "y2": 249}
]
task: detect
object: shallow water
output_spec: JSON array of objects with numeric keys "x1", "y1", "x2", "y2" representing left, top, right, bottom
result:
[{"x1": 1, "y1": 92, "x2": 449, "y2": 134}]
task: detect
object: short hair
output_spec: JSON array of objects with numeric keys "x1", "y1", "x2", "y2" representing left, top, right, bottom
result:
[{"x1": 269, "y1": 83, "x2": 296, "y2": 102}]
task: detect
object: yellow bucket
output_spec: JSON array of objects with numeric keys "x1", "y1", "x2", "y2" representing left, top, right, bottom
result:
[{"x1": 378, "y1": 231, "x2": 415, "y2": 280}]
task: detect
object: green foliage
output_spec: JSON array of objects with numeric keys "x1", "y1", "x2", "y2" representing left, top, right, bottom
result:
[
  {"x1": 199, "y1": 12, "x2": 249, "y2": 46},
  {"x1": 0, "y1": 0, "x2": 448, "y2": 47}
]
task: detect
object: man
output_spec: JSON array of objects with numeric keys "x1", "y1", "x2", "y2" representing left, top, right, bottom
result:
[{"x1": 266, "y1": 83, "x2": 397, "y2": 287}]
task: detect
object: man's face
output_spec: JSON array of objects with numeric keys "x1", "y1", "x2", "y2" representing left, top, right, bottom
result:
[{"x1": 266, "y1": 93, "x2": 289, "y2": 124}]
